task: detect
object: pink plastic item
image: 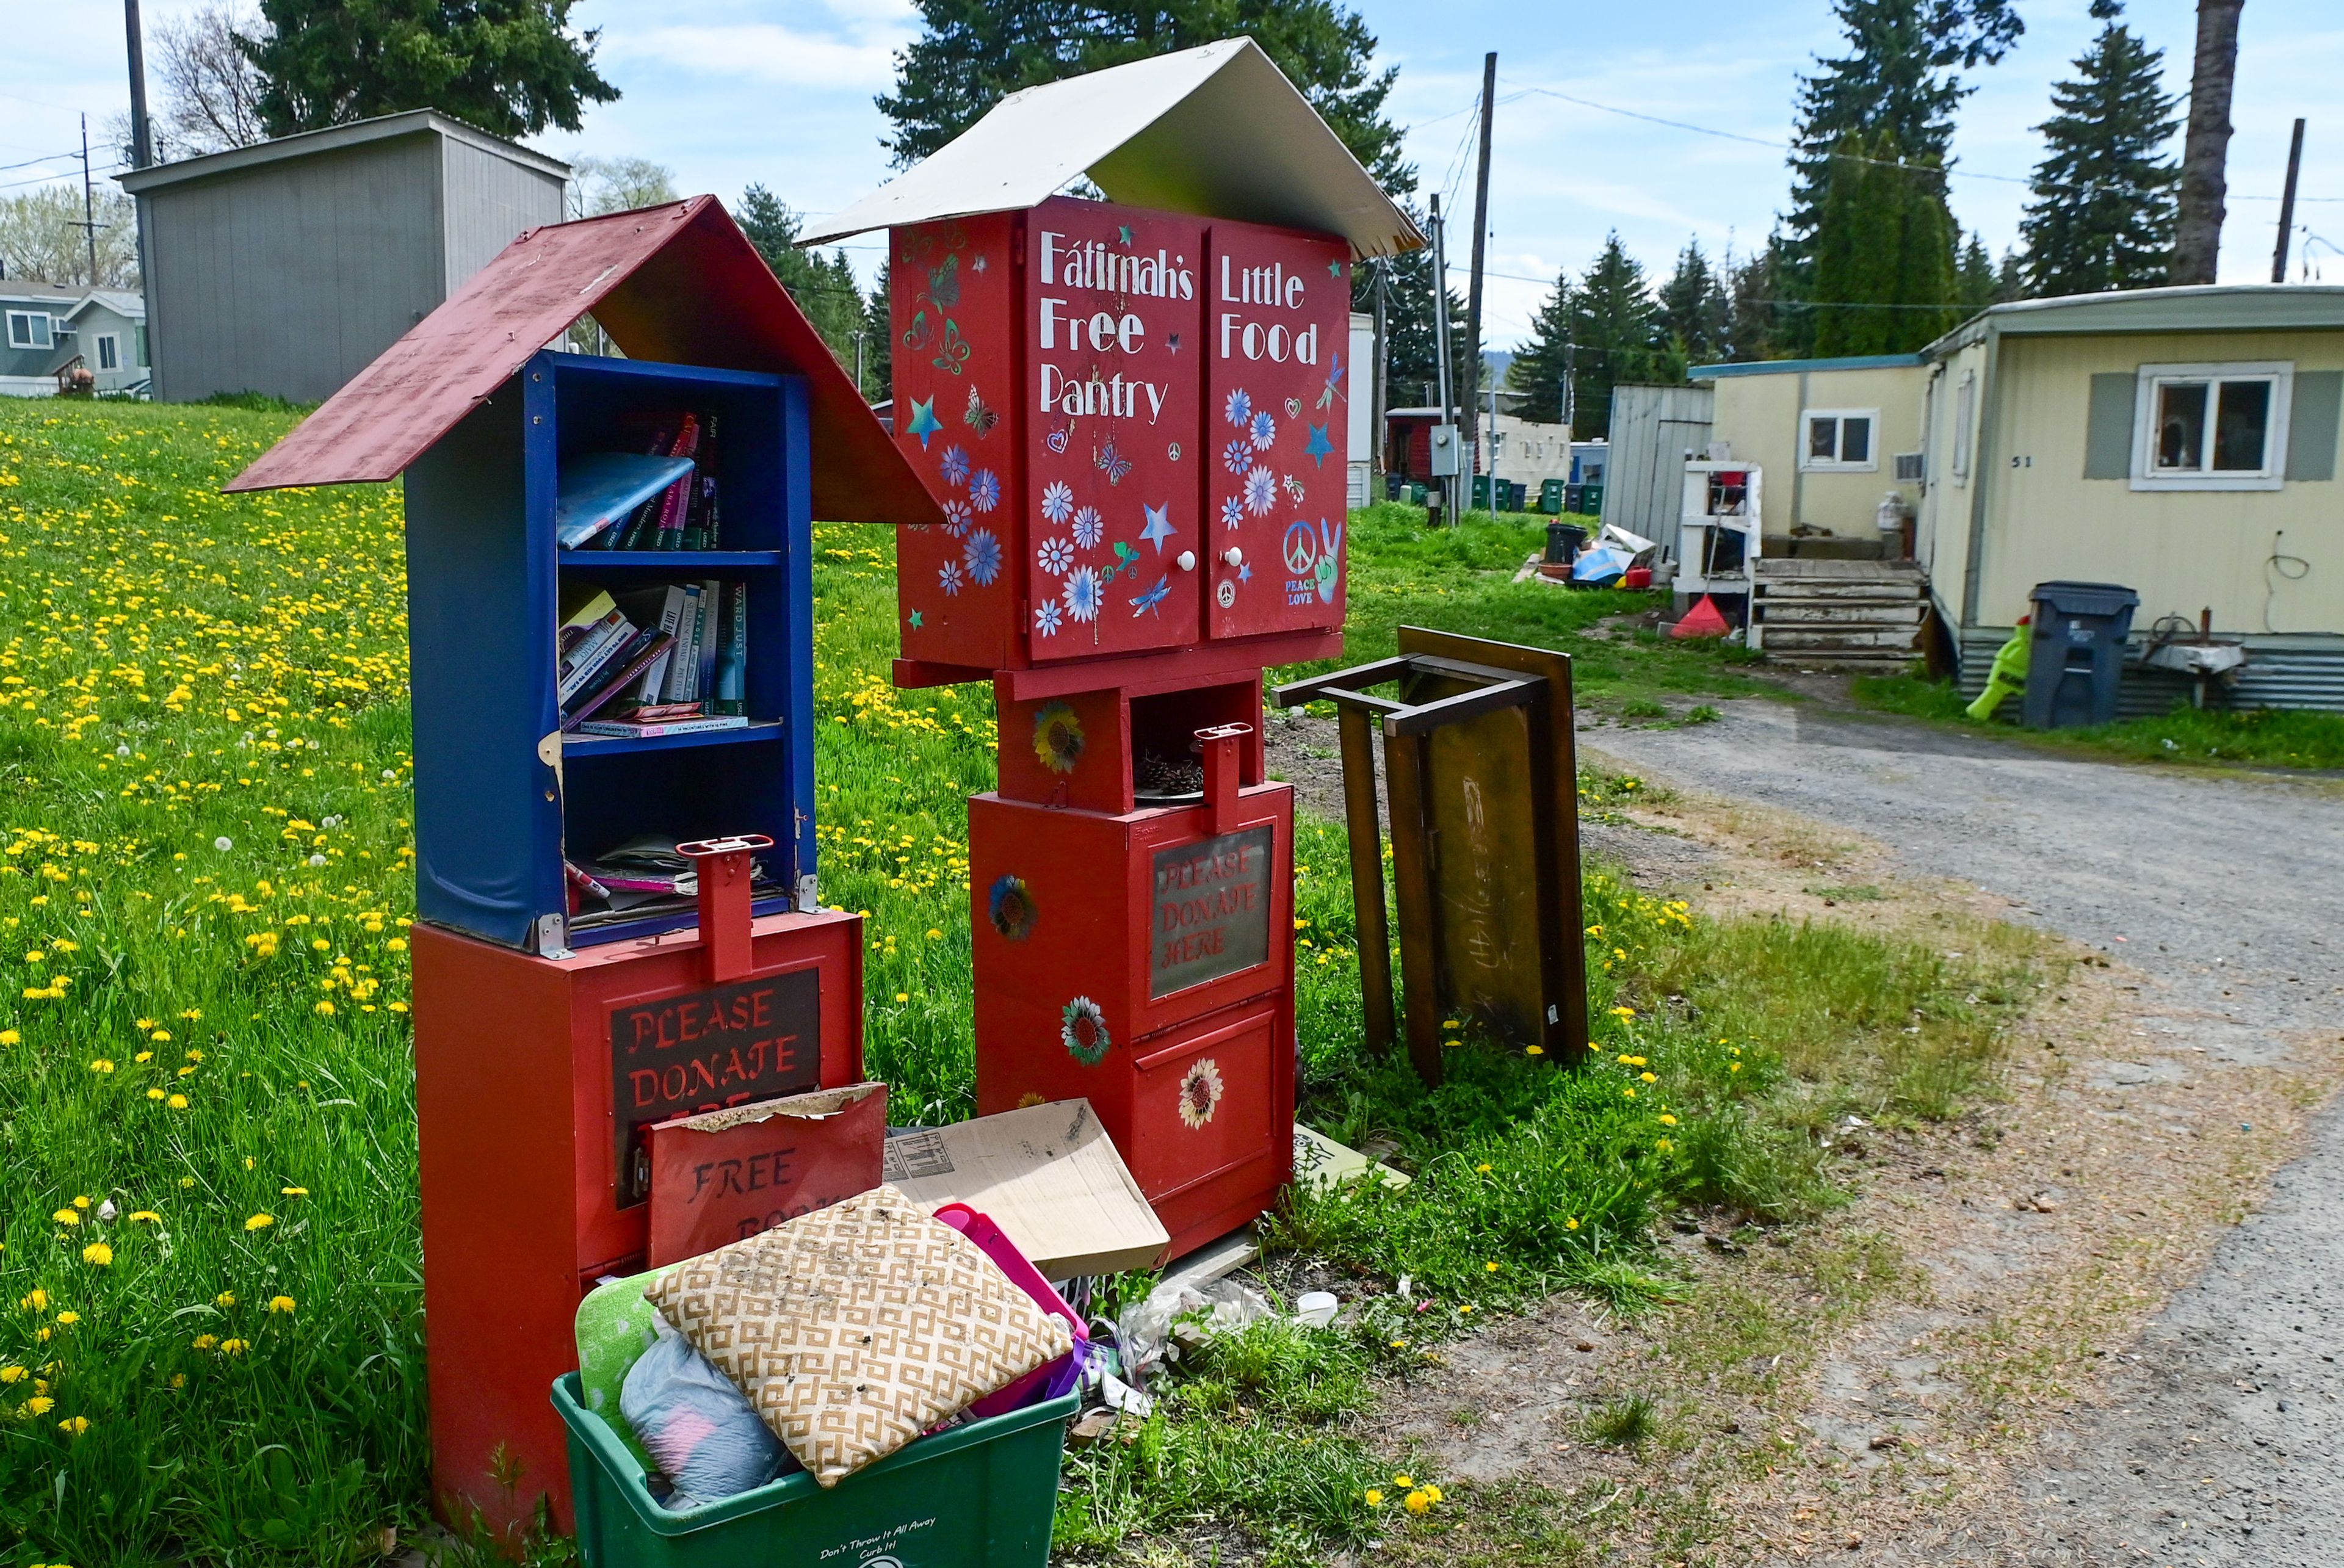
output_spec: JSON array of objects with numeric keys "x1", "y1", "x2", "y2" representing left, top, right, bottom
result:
[{"x1": 933, "y1": 1203, "x2": 1088, "y2": 1417}]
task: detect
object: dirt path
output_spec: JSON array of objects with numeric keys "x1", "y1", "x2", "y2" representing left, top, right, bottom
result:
[{"x1": 1578, "y1": 697, "x2": 2344, "y2": 1565}]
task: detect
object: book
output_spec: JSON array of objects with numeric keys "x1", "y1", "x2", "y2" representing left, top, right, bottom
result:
[
  {"x1": 713, "y1": 580, "x2": 748, "y2": 717},
  {"x1": 560, "y1": 630, "x2": 674, "y2": 731},
  {"x1": 556, "y1": 609, "x2": 635, "y2": 705},
  {"x1": 682, "y1": 413, "x2": 720, "y2": 550},
  {"x1": 651, "y1": 415, "x2": 703, "y2": 549},
  {"x1": 620, "y1": 583, "x2": 693, "y2": 706},
  {"x1": 573, "y1": 714, "x2": 750, "y2": 739},
  {"x1": 696, "y1": 577, "x2": 723, "y2": 707},
  {"x1": 598, "y1": 424, "x2": 675, "y2": 549},
  {"x1": 555, "y1": 452, "x2": 697, "y2": 549},
  {"x1": 662, "y1": 583, "x2": 706, "y2": 704}
]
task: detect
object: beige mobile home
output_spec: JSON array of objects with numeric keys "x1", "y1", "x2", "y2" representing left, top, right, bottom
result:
[{"x1": 1699, "y1": 285, "x2": 2344, "y2": 710}]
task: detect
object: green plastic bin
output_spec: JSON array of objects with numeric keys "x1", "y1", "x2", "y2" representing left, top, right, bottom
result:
[
  {"x1": 554, "y1": 1373, "x2": 1078, "y2": 1568},
  {"x1": 1538, "y1": 478, "x2": 1565, "y2": 514}
]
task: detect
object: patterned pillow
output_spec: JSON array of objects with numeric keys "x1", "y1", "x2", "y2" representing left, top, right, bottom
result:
[{"x1": 646, "y1": 1183, "x2": 1073, "y2": 1487}]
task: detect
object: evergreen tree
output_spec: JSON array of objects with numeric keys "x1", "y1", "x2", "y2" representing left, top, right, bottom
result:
[
  {"x1": 1560, "y1": 234, "x2": 1661, "y2": 440},
  {"x1": 877, "y1": 0, "x2": 1407, "y2": 187},
  {"x1": 864, "y1": 262, "x2": 892, "y2": 403},
  {"x1": 1656, "y1": 240, "x2": 1732, "y2": 372},
  {"x1": 1956, "y1": 231, "x2": 2002, "y2": 313},
  {"x1": 737, "y1": 185, "x2": 869, "y2": 371},
  {"x1": 237, "y1": 0, "x2": 617, "y2": 139},
  {"x1": 1809, "y1": 130, "x2": 1958, "y2": 355},
  {"x1": 2019, "y1": 0, "x2": 2179, "y2": 298},
  {"x1": 1725, "y1": 236, "x2": 1796, "y2": 363},
  {"x1": 1503, "y1": 272, "x2": 1573, "y2": 425}
]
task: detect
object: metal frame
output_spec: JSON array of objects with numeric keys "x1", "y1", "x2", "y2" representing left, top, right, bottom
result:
[{"x1": 1275, "y1": 626, "x2": 1588, "y2": 1084}]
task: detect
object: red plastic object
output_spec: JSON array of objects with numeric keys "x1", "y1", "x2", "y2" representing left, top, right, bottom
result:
[
  {"x1": 886, "y1": 198, "x2": 1348, "y2": 684},
  {"x1": 931, "y1": 1204, "x2": 1087, "y2": 1417},
  {"x1": 1671, "y1": 594, "x2": 1732, "y2": 638},
  {"x1": 411, "y1": 903, "x2": 863, "y2": 1535},
  {"x1": 1622, "y1": 566, "x2": 1652, "y2": 590},
  {"x1": 969, "y1": 753, "x2": 1295, "y2": 1261},
  {"x1": 225, "y1": 197, "x2": 937, "y2": 529}
]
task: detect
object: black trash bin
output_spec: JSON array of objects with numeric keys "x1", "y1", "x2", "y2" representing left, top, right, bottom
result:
[
  {"x1": 1544, "y1": 521, "x2": 1588, "y2": 565},
  {"x1": 2022, "y1": 580, "x2": 2140, "y2": 729}
]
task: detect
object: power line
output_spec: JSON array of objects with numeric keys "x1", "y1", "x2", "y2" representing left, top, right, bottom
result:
[{"x1": 1503, "y1": 79, "x2": 2340, "y2": 203}]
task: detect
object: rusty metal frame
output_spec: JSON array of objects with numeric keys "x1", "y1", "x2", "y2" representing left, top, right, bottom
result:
[{"x1": 1275, "y1": 627, "x2": 1588, "y2": 1085}]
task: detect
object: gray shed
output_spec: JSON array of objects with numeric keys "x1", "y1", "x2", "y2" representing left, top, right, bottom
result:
[
  {"x1": 119, "y1": 110, "x2": 569, "y2": 405},
  {"x1": 1600, "y1": 383, "x2": 1715, "y2": 550}
]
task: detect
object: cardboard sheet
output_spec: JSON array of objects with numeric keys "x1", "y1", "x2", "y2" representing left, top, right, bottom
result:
[{"x1": 883, "y1": 1098, "x2": 1168, "y2": 1279}]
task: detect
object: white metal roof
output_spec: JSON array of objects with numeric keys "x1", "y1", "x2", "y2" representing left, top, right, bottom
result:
[
  {"x1": 803, "y1": 38, "x2": 1422, "y2": 259},
  {"x1": 118, "y1": 108, "x2": 570, "y2": 195}
]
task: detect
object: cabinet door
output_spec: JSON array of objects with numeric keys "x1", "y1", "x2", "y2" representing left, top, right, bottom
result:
[
  {"x1": 1127, "y1": 1005, "x2": 1279, "y2": 1204},
  {"x1": 1023, "y1": 197, "x2": 1204, "y2": 660},
  {"x1": 1201, "y1": 222, "x2": 1351, "y2": 640}
]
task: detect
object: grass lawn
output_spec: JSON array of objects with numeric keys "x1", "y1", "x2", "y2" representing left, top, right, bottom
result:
[
  {"x1": 1855, "y1": 669, "x2": 2344, "y2": 771},
  {"x1": 0, "y1": 400, "x2": 2037, "y2": 1567}
]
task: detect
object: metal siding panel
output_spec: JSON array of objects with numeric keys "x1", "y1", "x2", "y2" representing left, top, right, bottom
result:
[
  {"x1": 440, "y1": 139, "x2": 565, "y2": 291},
  {"x1": 2082, "y1": 371, "x2": 2134, "y2": 479},
  {"x1": 1601, "y1": 383, "x2": 1712, "y2": 545},
  {"x1": 2284, "y1": 369, "x2": 2341, "y2": 482}
]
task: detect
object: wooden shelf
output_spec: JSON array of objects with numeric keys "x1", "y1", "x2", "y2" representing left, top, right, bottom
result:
[
  {"x1": 560, "y1": 719, "x2": 784, "y2": 756},
  {"x1": 557, "y1": 549, "x2": 783, "y2": 568}
]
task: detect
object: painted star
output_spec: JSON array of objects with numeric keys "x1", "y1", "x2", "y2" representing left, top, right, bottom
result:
[
  {"x1": 1327, "y1": 260, "x2": 1344, "y2": 279},
  {"x1": 1117, "y1": 225, "x2": 1134, "y2": 246},
  {"x1": 1238, "y1": 562, "x2": 1252, "y2": 583},
  {"x1": 1304, "y1": 422, "x2": 1334, "y2": 468},
  {"x1": 908, "y1": 609, "x2": 924, "y2": 630},
  {"x1": 1139, "y1": 502, "x2": 1176, "y2": 553},
  {"x1": 906, "y1": 396, "x2": 942, "y2": 449}
]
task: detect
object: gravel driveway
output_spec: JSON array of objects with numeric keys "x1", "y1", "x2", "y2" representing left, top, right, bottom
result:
[{"x1": 1585, "y1": 698, "x2": 2344, "y2": 1566}]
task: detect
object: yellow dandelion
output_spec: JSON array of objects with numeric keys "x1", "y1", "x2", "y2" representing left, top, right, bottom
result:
[
  {"x1": 22, "y1": 1395, "x2": 53, "y2": 1416},
  {"x1": 1566, "y1": 1217, "x2": 1580, "y2": 1230},
  {"x1": 243, "y1": 1213, "x2": 273, "y2": 1232},
  {"x1": 59, "y1": 1415, "x2": 90, "y2": 1436},
  {"x1": 51, "y1": 1209, "x2": 79, "y2": 1227},
  {"x1": 1364, "y1": 1489, "x2": 1384, "y2": 1508},
  {"x1": 53, "y1": 1312, "x2": 78, "y2": 1326},
  {"x1": 167, "y1": 1094, "x2": 187, "y2": 1108},
  {"x1": 280, "y1": 1186, "x2": 307, "y2": 1198},
  {"x1": 129, "y1": 1211, "x2": 160, "y2": 1224},
  {"x1": 219, "y1": 1338, "x2": 248, "y2": 1356},
  {"x1": 1405, "y1": 1489, "x2": 1432, "y2": 1515},
  {"x1": 1659, "y1": 1113, "x2": 1677, "y2": 1126},
  {"x1": 267, "y1": 1295, "x2": 296, "y2": 1315},
  {"x1": 81, "y1": 1243, "x2": 111, "y2": 1267}
]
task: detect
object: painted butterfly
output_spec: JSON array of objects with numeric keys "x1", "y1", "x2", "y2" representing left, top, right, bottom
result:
[
  {"x1": 1094, "y1": 438, "x2": 1133, "y2": 486},
  {"x1": 925, "y1": 253, "x2": 961, "y2": 309},
  {"x1": 932, "y1": 319, "x2": 969, "y2": 376},
  {"x1": 964, "y1": 386, "x2": 997, "y2": 437},
  {"x1": 900, "y1": 309, "x2": 931, "y2": 351}
]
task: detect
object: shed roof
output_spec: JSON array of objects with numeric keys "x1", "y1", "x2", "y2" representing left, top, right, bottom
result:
[
  {"x1": 804, "y1": 38, "x2": 1422, "y2": 259},
  {"x1": 225, "y1": 196, "x2": 940, "y2": 526},
  {"x1": 118, "y1": 108, "x2": 570, "y2": 195},
  {"x1": 1927, "y1": 283, "x2": 2344, "y2": 356},
  {"x1": 1690, "y1": 352, "x2": 1926, "y2": 380}
]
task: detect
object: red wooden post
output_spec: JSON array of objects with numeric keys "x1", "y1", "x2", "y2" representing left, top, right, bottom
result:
[{"x1": 679, "y1": 833, "x2": 772, "y2": 985}]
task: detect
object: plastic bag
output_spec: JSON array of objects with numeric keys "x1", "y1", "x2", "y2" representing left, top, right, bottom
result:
[
  {"x1": 1115, "y1": 1276, "x2": 1271, "y2": 1391},
  {"x1": 619, "y1": 1314, "x2": 799, "y2": 1510}
]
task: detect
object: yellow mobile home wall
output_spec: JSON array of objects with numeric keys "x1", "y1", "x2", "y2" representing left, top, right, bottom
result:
[
  {"x1": 1966, "y1": 329, "x2": 2344, "y2": 634},
  {"x1": 1708, "y1": 364, "x2": 1929, "y2": 541}
]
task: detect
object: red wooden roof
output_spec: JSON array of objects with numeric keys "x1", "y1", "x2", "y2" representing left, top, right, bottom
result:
[{"x1": 226, "y1": 196, "x2": 939, "y2": 527}]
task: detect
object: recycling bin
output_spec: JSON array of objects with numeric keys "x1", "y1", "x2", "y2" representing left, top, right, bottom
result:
[
  {"x1": 2022, "y1": 580, "x2": 2140, "y2": 729},
  {"x1": 1538, "y1": 478, "x2": 1565, "y2": 514}
]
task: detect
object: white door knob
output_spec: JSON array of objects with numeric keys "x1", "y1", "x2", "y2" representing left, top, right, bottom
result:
[
  {"x1": 1176, "y1": 549, "x2": 1197, "y2": 571},
  {"x1": 1221, "y1": 547, "x2": 1245, "y2": 567}
]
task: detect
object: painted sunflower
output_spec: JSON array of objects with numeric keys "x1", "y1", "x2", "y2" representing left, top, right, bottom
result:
[
  {"x1": 1062, "y1": 996, "x2": 1110, "y2": 1066},
  {"x1": 987, "y1": 874, "x2": 1037, "y2": 941},
  {"x1": 1032, "y1": 700, "x2": 1085, "y2": 773},
  {"x1": 1177, "y1": 1058, "x2": 1224, "y2": 1129}
]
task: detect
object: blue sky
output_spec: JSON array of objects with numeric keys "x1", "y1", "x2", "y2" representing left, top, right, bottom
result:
[{"x1": 9, "y1": 1, "x2": 2341, "y2": 349}]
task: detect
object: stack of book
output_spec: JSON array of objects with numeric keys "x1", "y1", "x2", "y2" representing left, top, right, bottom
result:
[
  {"x1": 565, "y1": 835, "x2": 770, "y2": 920},
  {"x1": 557, "y1": 410, "x2": 730, "y2": 551},
  {"x1": 557, "y1": 579, "x2": 749, "y2": 737}
]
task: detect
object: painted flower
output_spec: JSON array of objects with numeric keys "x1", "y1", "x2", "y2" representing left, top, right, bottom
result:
[
  {"x1": 1062, "y1": 565, "x2": 1104, "y2": 623},
  {"x1": 1250, "y1": 409, "x2": 1277, "y2": 450},
  {"x1": 1033, "y1": 599, "x2": 1063, "y2": 637},
  {"x1": 1245, "y1": 466, "x2": 1277, "y2": 515},
  {"x1": 1220, "y1": 496, "x2": 1245, "y2": 530},
  {"x1": 1038, "y1": 536, "x2": 1074, "y2": 575},
  {"x1": 938, "y1": 559, "x2": 966, "y2": 596},
  {"x1": 1177, "y1": 1057, "x2": 1225, "y2": 1128},
  {"x1": 988, "y1": 874, "x2": 1038, "y2": 941},
  {"x1": 1224, "y1": 388, "x2": 1252, "y2": 428},
  {"x1": 1223, "y1": 438, "x2": 1253, "y2": 476},
  {"x1": 964, "y1": 529, "x2": 1002, "y2": 586},
  {"x1": 938, "y1": 445, "x2": 971, "y2": 486},
  {"x1": 1062, "y1": 996, "x2": 1111, "y2": 1066},
  {"x1": 969, "y1": 468, "x2": 1001, "y2": 512},
  {"x1": 1071, "y1": 505, "x2": 1104, "y2": 549},
  {"x1": 1032, "y1": 700, "x2": 1085, "y2": 773},
  {"x1": 941, "y1": 498, "x2": 972, "y2": 537},
  {"x1": 1041, "y1": 479, "x2": 1074, "y2": 524}
]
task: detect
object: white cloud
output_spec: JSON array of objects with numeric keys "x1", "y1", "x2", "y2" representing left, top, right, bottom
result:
[{"x1": 608, "y1": 21, "x2": 907, "y2": 88}]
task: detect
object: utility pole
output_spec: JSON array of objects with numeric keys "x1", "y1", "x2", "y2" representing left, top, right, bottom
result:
[
  {"x1": 2273, "y1": 117, "x2": 2306, "y2": 283},
  {"x1": 1563, "y1": 341, "x2": 1576, "y2": 432},
  {"x1": 852, "y1": 330, "x2": 867, "y2": 400},
  {"x1": 124, "y1": 0, "x2": 154, "y2": 170},
  {"x1": 1371, "y1": 258, "x2": 1389, "y2": 493},
  {"x1": 1463, "y1": 50, "x2": 1497, "y2": 513},
  {"x1": 79, "y1": 115, "x2": 99, "y2": 286},
  {"x1": 1429, "y1": 196, "x2": 1456, "y2": 524}
]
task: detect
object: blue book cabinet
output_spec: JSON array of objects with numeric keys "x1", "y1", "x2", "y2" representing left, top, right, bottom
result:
[{"x1": 403, "y1": 350, "x2": 817, "y2": 951}]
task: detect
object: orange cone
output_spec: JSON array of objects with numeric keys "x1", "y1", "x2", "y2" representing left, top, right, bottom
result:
[{"x1": 1670, "y1": 594, "x2": 1732, "y2": 639}]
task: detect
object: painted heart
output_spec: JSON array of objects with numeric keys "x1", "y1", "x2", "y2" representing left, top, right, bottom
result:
[{"x1": 1045, "y1": 428, "x2": 1070, "y2": 455}]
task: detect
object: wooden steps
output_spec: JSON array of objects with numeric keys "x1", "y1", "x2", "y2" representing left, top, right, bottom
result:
[{"x1": 1753, "y1": 558, "x2": 1928, "y2": 673}]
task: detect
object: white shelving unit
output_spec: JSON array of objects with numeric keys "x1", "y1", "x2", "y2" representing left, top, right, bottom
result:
[{"x1": 1676, "y1": 460, "x2": 1763, "y2": 646}]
